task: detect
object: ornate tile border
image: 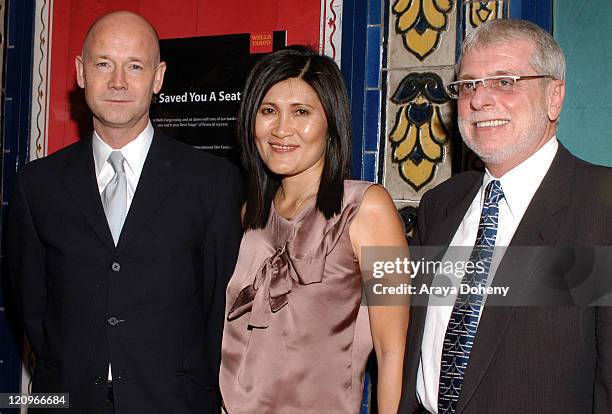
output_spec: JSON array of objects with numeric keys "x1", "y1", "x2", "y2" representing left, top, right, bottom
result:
[{"x1": 29, "y1": 0, "x2": 53, "y2": 160}]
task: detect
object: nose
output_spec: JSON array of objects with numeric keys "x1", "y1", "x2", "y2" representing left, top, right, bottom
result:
[
  {"x1": 109, "y1": 68, "x2": 127, "y2": 90},
  {"x1": 469, "y1": 81, "x2": 494, "y2": 111},
  {"x1": 271, "y1": 112, "x2": 293, "y2": 138}
]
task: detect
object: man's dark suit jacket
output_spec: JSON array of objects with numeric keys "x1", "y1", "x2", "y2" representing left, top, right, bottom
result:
[
  {"x1": 399, "y1": 144, "x2": 612, "y2": 413},
  {"x1": 7, "y1": 131, "x2": 243, "y2": 413}
]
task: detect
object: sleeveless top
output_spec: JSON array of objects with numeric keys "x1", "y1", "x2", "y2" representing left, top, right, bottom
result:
[{"x1": 220, "y1": 180, "x2": 374, "y2": 413}]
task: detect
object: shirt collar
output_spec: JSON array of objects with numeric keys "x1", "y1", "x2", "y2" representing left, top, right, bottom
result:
[
  {"x1": 482, "y1": 136, "x2": 558, "y2": 219},
  {"x1": 92, "y1": 121, "x2": 154, "y2": 178}
]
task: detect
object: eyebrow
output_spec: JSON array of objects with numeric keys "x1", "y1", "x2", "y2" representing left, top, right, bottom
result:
[
  {"x1": 457, "y1": 70, "x2": 517, "y2": 79},
  {"x1": 93, "y1": 54, "x2": 146, "y2": 63},
  {"x1": 260, "y1": 101, "x2": 316, "y2": 108}
]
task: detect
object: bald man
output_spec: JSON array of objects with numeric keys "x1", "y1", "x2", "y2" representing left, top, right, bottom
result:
[{"x1": 8, "y1": 11, "x2": 242, "y2": 413}]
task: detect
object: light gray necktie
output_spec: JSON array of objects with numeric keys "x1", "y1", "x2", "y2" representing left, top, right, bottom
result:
[{"x1": 102, "y1": 151, "x2": 127, "y2": 245}]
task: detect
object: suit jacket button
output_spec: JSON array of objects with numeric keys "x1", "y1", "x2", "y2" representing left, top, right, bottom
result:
[
  {"x1": 111, "y1": 262, "x2": 121, "y2": 272},
  {"x1": 107, "y1": 316, "x2": 119, "y2": 326},
  {"x1": 93, "y1": 375, "x2": 104, "y2": 385}
]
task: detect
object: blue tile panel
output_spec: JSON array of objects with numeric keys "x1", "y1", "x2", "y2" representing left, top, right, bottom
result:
[
  {"x1": 510, "y1": 0, "x2": 553, "y2": 32},
  {"x1": 368, "y1": 0, "x2": 382, "y2": 25},
  {"x1": 361, "y1": 369, "x2": 372, "y2": 413},
  {"x1": 366, "y1": 25, "x2": 381, "y2": 89},
  {"x1": 3, "y1": 153, "x2": 17, "y2": 201},
  {"x1": 364, "y1": 89, "x2": 381, "y2": 152},
  {"x1": 363, "y1": 152, "x2": 377, "y2": 182},
  {"x1": 343, "y1": 0, "x2": 385, "y2": 181},
  {"x1": 362, "y1": 2, "x2": 383, "y2": 181},
  {"x1": 341, "y1": 0, "x2": 367, "y2": 179},
  {"x1": 1, "y1": 0, "x2": 36, "y2": 395}
]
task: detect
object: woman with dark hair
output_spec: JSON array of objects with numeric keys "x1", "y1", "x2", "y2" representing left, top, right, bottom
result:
[{"x1": 220, "y1": 46, "x2": 408, "y2": 413}]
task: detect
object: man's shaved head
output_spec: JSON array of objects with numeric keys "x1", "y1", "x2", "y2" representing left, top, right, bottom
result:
[{"x1": 81, "y1": 11, "x2": 160, "y2": 65}]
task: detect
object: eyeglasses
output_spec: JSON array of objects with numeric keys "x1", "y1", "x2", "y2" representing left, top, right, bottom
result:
[{"x1": 446, "y1": 75, "x2": 555, "y2": 99}]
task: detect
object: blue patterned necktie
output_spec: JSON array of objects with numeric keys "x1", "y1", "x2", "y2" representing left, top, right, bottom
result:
[{"x1": 438, "y1": 179, "x2": 504, "y2": 413}]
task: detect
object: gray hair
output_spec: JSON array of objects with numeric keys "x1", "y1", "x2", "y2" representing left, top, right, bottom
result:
[{"x1": 458, "y1": 19, "x2": 566, "y2": 80}]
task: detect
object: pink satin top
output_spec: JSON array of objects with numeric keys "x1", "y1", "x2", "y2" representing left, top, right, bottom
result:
[{"x1": 220, "y1": 180, "x2": 374, "y2": 413}]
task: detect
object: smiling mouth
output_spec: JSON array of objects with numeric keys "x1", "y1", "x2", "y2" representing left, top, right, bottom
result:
[
  {"x1": 475, "y1": 119, "x2": 510, "y2": 128},
  {"x1": 270, "y1": 143, "x2": 298, "y2": 153}
]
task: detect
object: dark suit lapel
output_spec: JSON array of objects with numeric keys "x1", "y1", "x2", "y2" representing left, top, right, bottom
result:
[
  {"x1": 427, "y1": 176, "x2": 484, "y2": 247},
  {"x1": 456, "y1": 144, "x2": 575, "y2": 413},
  {"x1": 62, "y1": 139, "x2": 115, "y2": 253},
  {"x1": 115, "y1": 133, "x2": 183, "y2": 254}
]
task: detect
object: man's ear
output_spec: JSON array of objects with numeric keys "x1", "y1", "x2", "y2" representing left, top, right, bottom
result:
[
  {"x1": 547, "y1": 79, "x2": 565, "y2": 122},
  {"x1": 152, "y1": 61, "x2": 166, "y2": 94},
  {"x1": 75, "y1": 55, "x2": 85, "y2": 89}
]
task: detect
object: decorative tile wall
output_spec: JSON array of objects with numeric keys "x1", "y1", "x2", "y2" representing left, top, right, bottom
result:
[
  {"x1": 379, "y1": 0, "x2": 508, "y2": 212},
  {"x1": 30, "y1": 0, "x2": 52, "y2": 160},
  {"x1": 320, "y1": 0, "x2": 344, "y2": 66},
  {"x1": 384, "y1": 67, "x2": 454, "y2": 198},
  {"x1": 389, "y1": 0, "x2": 457, "y2": 67},
  {"x1": 382, "y1": 0, "x2": 458, "y2": 209},
  {"x1": 463, "y1": 0, "x2": 507, "y2": 37}
]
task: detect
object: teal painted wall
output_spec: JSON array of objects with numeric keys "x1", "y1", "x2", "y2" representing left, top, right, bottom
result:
[{"x1": 554, "y1": 1, "x2": 612, "y2": 167}]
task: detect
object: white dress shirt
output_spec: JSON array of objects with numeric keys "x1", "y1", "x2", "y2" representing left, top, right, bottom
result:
[
  {"x1": 92, "y1": 121, "x2": 154, "y2": 381},
  {"x1": 92, "y1": 121, "x2": 154, "y2": 210},
  {"x1": 416, "y1": 137, "x2": 559, "y2": 413}
]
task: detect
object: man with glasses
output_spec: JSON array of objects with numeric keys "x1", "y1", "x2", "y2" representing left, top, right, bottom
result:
[{"x1": 399, "y1": 19, "x2": 612, "y2": 413}]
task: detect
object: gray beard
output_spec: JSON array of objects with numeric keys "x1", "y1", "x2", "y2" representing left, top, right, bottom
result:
[{"x1": 458, "y1": 110, "x2": 549, "y2": 166}]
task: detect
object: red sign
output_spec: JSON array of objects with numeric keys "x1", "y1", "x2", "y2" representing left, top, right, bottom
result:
[{"x1": 250, "y1": 32, "x2": 275, "y2": 54}]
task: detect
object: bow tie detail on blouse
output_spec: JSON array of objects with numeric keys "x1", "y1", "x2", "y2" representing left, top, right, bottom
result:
[{"x1": 227, "y1": 242, "x2": 324, "y2": 328}]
